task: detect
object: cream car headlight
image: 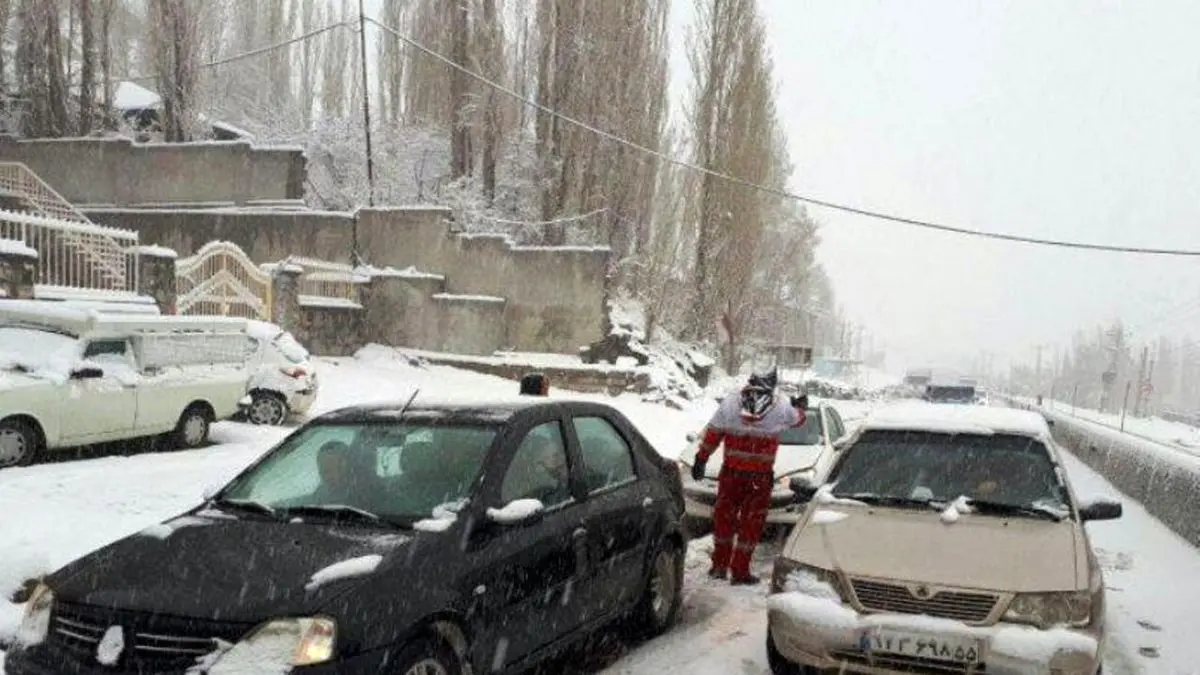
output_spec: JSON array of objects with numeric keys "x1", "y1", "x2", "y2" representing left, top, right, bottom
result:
[
  {"x1": 217, "y1": 617, "x2": 337, "y2": 668},
  {"x1": 1004, "y1": 591, "x2": 1092, "y2": 628},
  {"x1": 771, "y1": 558, "x2": 845, "y2": 602},
  {"x1": 16, "y1": 583, "x2": 54, "y2": 647}
]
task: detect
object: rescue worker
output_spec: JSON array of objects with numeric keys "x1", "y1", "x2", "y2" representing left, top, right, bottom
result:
[{"x1": 690, "y1": 368, "x2": 807, "y2": 585}]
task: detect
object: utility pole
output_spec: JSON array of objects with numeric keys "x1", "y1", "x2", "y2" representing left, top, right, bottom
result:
[
  {"x1": 356, "y1": 0, "x2": 376, "y2": 262},
  {"x1": 1133, "y1": 344, "x2": 1149, "y2": 416}
]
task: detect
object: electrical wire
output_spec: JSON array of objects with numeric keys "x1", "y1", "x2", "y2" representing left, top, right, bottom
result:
[
  {"x1": 368, "y1": 16, "x2": 1200, "y2": 258},
  {"x1": 115, "y1": 21, "x2": 354, "y2": 85}
]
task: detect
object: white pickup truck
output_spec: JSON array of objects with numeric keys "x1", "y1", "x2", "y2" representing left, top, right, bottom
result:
[{"x1": 0, "y1": 300, "x2": 251, "y2": 468}]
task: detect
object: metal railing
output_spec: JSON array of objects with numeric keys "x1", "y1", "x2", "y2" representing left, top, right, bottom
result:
[
  {"x1": 285, "y1": 256, "x2": 368, "y2": 306},
  {"x1": 0, "y1": 208, "x2": 138, "y2": 293},
  {"x1": 175, "y1": 241, "x2": 273, "y2": 319},
  {"x1": 0, "y1": 162, "x2": 91, "y2": 223}
]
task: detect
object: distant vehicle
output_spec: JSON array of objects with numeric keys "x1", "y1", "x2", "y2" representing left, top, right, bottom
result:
[
  {"x1": 7, "y1": 397, "x2": 687, "y2": 675},
  {"x1": 766, "y1": 404, "x2": 1121, "y2": 675},
  {"x1": 924, "y1": 383, "x2": 977, "y2": 404},
  {"x1": 237, "y1": 320, "x2": 319, "y2": 425},
  {"x1": 0, "y1": 300, "x2": 250, "y2": 468},
  {"x1": 679, "y1": 402, "x2": 849, "y2": 527}
]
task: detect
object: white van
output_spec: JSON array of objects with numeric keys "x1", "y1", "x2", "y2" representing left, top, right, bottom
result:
[{"x1": 0, "y1": 300, "x2": 251, "y2": 468}]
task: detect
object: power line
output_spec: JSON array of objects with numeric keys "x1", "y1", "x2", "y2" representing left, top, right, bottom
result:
[
  {"x1": 115, "y1": 21, "x2": 353, "y2": 86},
  {"x1": 368, "y1": 16, "x2": 1200, "y2": 258}
]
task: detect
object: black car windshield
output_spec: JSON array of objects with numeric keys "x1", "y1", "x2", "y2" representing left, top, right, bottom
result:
[
  {"x1": 217, "y1": 421, "x2": 497, "y2": 525},
  {"x1": 779, "y1": 410, "x2": 823, "y2": 446},
  {"x1": 826, "y1": 429, "x2": 1070, "y2": 516}
]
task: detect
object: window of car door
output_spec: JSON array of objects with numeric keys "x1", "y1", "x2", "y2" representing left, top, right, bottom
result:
[
  {"x1": 829, "y1": 409, "x2": 846, "y2": 441},
  {"x1": 81, "y1": 339, "x2": 136, "y2": 377},
  {"x1": 572, "y1": 416, "x2": 637, "y2": 495},
  {"x1": 500, "y1": 421, "x2": 573, "y2": 510}
]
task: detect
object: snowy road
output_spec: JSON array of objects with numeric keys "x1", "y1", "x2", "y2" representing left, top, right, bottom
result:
[{"x1": 1, "y1": 349, "x2": 1197, "y2": 674}]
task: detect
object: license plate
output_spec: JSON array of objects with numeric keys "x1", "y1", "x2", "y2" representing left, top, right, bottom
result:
[{"x1": 859, "y1": 628, "x2": 982, "y2": 663}]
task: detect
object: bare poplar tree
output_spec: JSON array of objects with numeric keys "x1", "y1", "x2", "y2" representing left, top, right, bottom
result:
[
  {"x1": 149, "y1": 0, "x2": 201, "y2": 141},
  {"x1": 78, "y1": 0, "x2": 95, "y2": 133}
]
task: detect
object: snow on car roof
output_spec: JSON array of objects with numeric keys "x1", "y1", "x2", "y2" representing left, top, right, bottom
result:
[{"x1": 862, "y1": 401, "x2": 1051, "y2": 439}]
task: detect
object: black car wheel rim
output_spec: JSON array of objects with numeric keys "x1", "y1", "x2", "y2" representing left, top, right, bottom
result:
[
  {"x1": 404, "y1": 658, "x2": 449, "y2": 675},
  {"x1": 650, "y1": 547, "x2": 678, "y2": 622}
]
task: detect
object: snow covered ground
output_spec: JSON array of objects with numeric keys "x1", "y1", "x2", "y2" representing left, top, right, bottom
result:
[{"x1": 1, "y1": 349, "x2": 1197, "y2": 674}]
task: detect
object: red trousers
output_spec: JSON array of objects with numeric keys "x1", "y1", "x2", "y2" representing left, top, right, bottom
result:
[{"x1": 711, "y1": 469, "x2": 774, "y2": 578}]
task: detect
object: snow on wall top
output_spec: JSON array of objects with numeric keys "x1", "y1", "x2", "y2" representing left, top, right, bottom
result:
[
  {"x1": 432, "y1": 293, "x2": 505, "y2": 304},
  {"x1": 128, "y1": 244, "x2": 178, "y2": 259},
  {"x1": 862, "y1": 401, "x2": 1051, "y2": 439},
  {"x1": 0, "y1": 238, "x2": 37, "y2": 258}
]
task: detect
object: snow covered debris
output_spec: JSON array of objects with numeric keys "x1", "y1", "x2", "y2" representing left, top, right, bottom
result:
[
  {"x1": 186, "y1": 638, "x2": 233, "y2": 674},
  {"x1": 863, "y1": 402, "x2": 1051, "y2": 440},
  {"x1": 813, "y1": 484, "x2": 869, "y2": 507},
  {"x1": 940, "y1": 495, "x2": 974, "y2": 524},
  {"x1": 989, "y1": 624, "x2": 1098, "y2": 664},
  {"x1": 783, "y1": 570, "x2": 842, "y2": 602},
  {"x1": 304, "y1": 554, "x2": 383, "y2": 592},
  {"x1": 128, "y1": 244, "x2": 178, "y2": 259},
  {"x1": 137, "y1": 516, "x2": 210, "y2": 540},
  {"x1": 767, "y1": 592, "x2": 858, "y2": 639},
  {"x1": 202, "y1": 632, "x2": 294, "y2": 675},
  {"x1": 809, "y1": 509, "x2": 849, "y2": 526},
  {"x1": 95, "y1": 625, "x2": 125, "y2": 666},
  {"x1": 486, "y1": 499, "x2": 544, "y2": 524},
  {"x1": 414, "y1": 500, "x2": 466, "y2": 531}
]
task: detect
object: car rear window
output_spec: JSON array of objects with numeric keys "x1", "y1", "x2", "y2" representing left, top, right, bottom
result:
[
  {"x1": 779, "y1": 410, "x2": 823, "y2": 446},
  {"x1": 827, "y1": 429, "x2": 1068, "y2": 510}
]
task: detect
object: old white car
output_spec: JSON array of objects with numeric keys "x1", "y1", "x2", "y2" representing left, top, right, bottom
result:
[
  {"x1": 239, "y1": 319, "x2": 319, "y2": 425},
  {"x1": 678, "y1": 401, "x2": 850, "y2": 527},
  {"x1": 0, "y1": 300, "x2": 250, "y2": 468}
]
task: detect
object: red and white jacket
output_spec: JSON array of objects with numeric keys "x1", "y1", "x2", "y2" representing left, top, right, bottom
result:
[{"x1": 696, "y1": 389, "x2": 807, "y2": 475}]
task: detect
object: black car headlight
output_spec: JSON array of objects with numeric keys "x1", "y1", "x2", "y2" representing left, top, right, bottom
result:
[
  {"x1": 213, "y1": 617, "x2": 337, "y2": 668},
  {"x1": 15, "y1": 583, "x2": 54, "y2": 647},
  {"x1": 1003, "y1": 591, "x2": 1092, "y2": 628},
  {"x1": 771, "y1": 558, "x2": 846, "y2": 602}
]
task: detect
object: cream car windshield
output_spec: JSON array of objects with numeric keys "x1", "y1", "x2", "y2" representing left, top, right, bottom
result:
[
  {"x1": 827, "y1": 429, "x2": 1071, "y2": 518},
  {"x1": 0, "y1": 326, "x2": 79, "y2": 373}
]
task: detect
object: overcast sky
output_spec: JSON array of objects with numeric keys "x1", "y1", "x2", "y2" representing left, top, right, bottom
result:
[{"x1": 666, "y1": 0, "x2": 1200, "y2": 374}]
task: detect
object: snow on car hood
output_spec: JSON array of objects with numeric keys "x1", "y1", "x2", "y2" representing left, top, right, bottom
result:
[
  {"x1": 785, "y1": 504, "x2": 1084, "y2": 592},
  {"x1": 699, "y1": 442, "x2": 826, "y2": 479}
]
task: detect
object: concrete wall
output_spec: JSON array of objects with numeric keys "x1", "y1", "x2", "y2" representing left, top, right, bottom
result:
[
  {"x1": 1012, "y1": 401, "x2": 1200, "y2": 549},
  {"x1": 86, "y1": 206, "x2": 609, "y2": 354},
  {"x1": 0, "y1": 136, "x2": 305, "y2": 206}
]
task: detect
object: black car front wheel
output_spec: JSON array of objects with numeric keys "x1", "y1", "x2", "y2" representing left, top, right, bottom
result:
[
  {"x1": 392, "y1": 636, "x2": 464, "y2": 675},
  {"x1": 629, "y1": 538, "x2": 684, "y2": 638}
]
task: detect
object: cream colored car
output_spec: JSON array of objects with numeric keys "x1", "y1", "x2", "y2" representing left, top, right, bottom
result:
[{"x1": 766, "y1": 403, "x2": 1121, "y2": 675}]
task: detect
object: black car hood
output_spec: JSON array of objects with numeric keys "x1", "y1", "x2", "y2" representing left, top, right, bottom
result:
[{"x1": 49, "y1": 511, "x2": 415, "y2": 623}]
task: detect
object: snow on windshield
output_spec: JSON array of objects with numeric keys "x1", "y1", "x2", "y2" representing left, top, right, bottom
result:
[
  {"x1": 827, "y1": 429, "x2": 1069, "y2": 511},
  {"x1": 0, "y1": 326, "x2": 79, "y2": 383}
]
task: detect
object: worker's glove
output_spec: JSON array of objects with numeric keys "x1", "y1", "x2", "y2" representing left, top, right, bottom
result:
[
  {"x1": 691, "y1": 456, "x2": 707, "y2": 481},
  {"x1": 790, "y1": 394, "x2": 809, "y2": 410}
]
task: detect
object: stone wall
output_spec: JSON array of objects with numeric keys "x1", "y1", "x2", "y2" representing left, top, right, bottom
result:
[
  {"x1": 0, "y1": 136, "x2": 304, "y2": 207},
  {"x1": 83, "y1": 206, "x2": 609, "y2": 354},
  {"x1": 1012, "y1": 401, "x2": 1200, "y2": 548},
  {"x1": 0, "y1": 239, "x2": 37, "y2": 299},
  {"x1": 409, "y1": 350, "x2": 651, "y2": 396}
]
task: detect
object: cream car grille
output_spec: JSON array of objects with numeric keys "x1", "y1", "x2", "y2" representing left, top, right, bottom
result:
[{"x1": 849, "y1": 578, "x2": 1000, "y2": 624}]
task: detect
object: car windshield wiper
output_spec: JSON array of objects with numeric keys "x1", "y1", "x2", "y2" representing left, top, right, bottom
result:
[
  {"x1": 210, "y1": 497, "x2": 278, "y2": 518},
  {"x1": 280, "y1": 504, "x2": 395, "y2": 526},
  {"x1": 839, "y1": 493, "x2": 943, "y2": 510},
  {"x1": 965, "y1": 499, "x2": 1064, "y2": 522}
]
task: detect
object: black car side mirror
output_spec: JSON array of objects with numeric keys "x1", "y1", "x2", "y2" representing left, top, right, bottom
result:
[
  {"x1": 70, "y1": 366, "x2": 104, "y2": 380},
  {"x1": 789, "y1": 476, "x2": 819, "y2": 504},
  {"x1": 1079, "y1": 500, "x2": 1122, "y2": 522}
]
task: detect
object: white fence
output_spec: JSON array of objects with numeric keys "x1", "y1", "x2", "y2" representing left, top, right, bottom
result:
[
  {"x1": 285, "y1": 255, "x2": 368, "y2": 308},
  {"x1": 0, "y1": 208, "x2": 139, "y2": 293},
  {"x1": 0, "y1": 162, "x2": 139, "y2": 294}
]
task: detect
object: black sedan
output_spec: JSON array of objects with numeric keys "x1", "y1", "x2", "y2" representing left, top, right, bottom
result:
[{"x1": 7, "y1": 397, "x2": 687, "y2": 675}]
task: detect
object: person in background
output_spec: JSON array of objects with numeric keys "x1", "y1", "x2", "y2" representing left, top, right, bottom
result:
[
  {"x1": 690, "y1": 368, "x2": 807, "y2": 585},
  {"x1": 519, "y1": 372, "x2": 550, "y2": 396}
]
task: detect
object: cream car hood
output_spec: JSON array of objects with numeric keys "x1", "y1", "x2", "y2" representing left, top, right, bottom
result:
[{"x1": 786, "y1": 505, "x2": 1086, "y2": 592}]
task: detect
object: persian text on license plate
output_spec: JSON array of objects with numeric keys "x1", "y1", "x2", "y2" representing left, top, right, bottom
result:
[{"x1": 859, "y1": 628, "x2": 982, "y2": 663}]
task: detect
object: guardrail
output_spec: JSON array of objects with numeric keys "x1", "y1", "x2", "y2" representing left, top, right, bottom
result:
[{"x1": 1005, "y1": 396, "x2": 1200, "y2": 549}]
